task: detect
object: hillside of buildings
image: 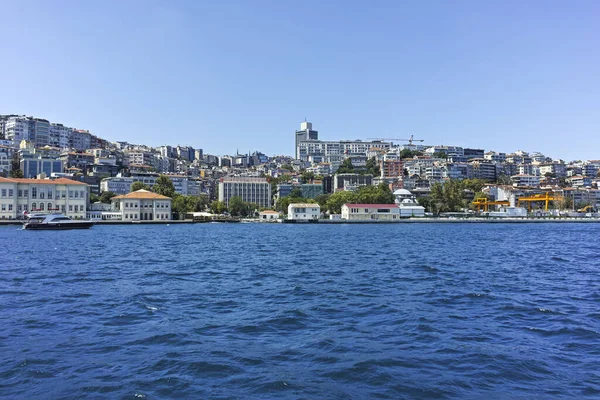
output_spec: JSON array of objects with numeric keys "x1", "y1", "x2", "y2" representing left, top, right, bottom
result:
[{"x1": 1, "y1": 115, "x2": 599, "y2": 221}]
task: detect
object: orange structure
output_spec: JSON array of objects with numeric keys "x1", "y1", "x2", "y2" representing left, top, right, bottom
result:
[
  {"x1": 472, "y1": 198, "x2": 510, "y2": 212},
  {"x1": 516, "y1": 192, "x2": 561, "y2": 212}
]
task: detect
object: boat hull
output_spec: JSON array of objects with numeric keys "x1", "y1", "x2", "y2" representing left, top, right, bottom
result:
[{"x1": 23, "y1": 222, "x2": 94, "y2": 230}]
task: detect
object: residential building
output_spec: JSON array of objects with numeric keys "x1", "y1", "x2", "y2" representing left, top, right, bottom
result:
[
  {"x1": 511, "y1": 174, "x2": 540, "y2": 188},
  {"x1": 218, "y1": 177, "x2": 271, "y2": 208},
  {"x1": 566, "y1": 175, "x2": 593, "y2": 188},
  {"x1": 0, "y1": 177, "x2": 88, "y2": 219},
  {"x1": 469, "y1": 158, "x2": 497, "y2": 181},
  {"x1": 111, "y1": 189, "x2": 172, "y2": 221},
  {"x1": 71, "y1": 130, "x2": 92, "y2": 151},
  {"x1": 287, "y1": 203, "x2": 320, "y2": 220}
]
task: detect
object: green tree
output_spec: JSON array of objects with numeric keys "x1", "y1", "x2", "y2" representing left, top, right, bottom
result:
[
  {"x1": 99, "y1": 191, "x2": 117, "y2": 204},
  {"x1": 172, "y1": 195, "x2": 188, "y2": 219},
  {"x1": 400, "y1": 149, "x2": 421, "y2": 159},
  {"x1": 9, "y1": 169, "x2": 24, "y2": 178},
  {"x1": 90, "y1": 193, "x2": 100, "y2": 203},
  {"x1": 228, "y1": 196, "x2": 248, "y2": 217},
  {"x1": 315, "y1": 193, "x2": 331, "y2": 209},
  {"x1": 289, "y1": 187, "x2": 303, "y2": 198},
  {"x1": 365, "y1": 157, "x2": 381, "y2": 177},
  {"x1": 430, "y1": 180, "x2": 466, "y2": 212},
  {"x1": 153, "y1": 175, "x2": 176, "y2": 198},
  {"x1": 300, "y1": 171, "x2": 315, "y2": 184},
  {"x1": 210, "y1": 200, "x2": 227, "y2": 214},
  {"x1": 336, "y1": 158, "x2": 355, "y2": 174},
  {"x1": 417, "y1": 196, "x2": 434, "y2": 213},
  {"x1": 433, "y1": 151, "x2": 447, "y2": 159},
  {"x1": 131, "y1": 181, "x2": 150, "y2": 192},
  {"x1": 325, "y1": 191, "x2": 357, "y2": 214},
  {"x1": 354, "y1": 183, "x2": 395, "y2": 204}
]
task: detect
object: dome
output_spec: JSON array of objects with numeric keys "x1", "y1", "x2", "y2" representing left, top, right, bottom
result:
[{"x1": 393, "y1": 189, "x2": 412, "y2": 196}]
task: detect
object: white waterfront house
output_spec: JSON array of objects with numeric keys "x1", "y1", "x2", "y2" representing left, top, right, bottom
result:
[
  {"x1": 110, "y1": 189, "x2": 172, "y2": 221},
  {"x1": 0, "y1": 176, "x2": 88, "y2": 219},
  {"x1": 342, "y1": 204, "x2": 401, "y2": 220},
  {"x1": 287, "y1": 203, "x2": 320, "y2": 220},
  {"x1": 393, "y1": 189, "x2": 426, "y2": 217},
  {"x1": 259, "y1": 210, "x2": 280, "y2": 221}
]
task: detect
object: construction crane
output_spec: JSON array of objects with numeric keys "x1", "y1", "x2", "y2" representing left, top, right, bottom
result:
[
  {"x1": 367, "y1": 135, "x2": 425, "y2": 145},
  {"x1": 472, "y1": 198, "x2": 511, "y2": 213},
  {"x1": 516, "y1": 192, "x2": 562, "y2": 212}
]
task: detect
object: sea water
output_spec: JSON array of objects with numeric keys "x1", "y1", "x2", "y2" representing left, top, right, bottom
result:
[{"x1": 0, "y1": 223, "x2": 599, "y2": 399}]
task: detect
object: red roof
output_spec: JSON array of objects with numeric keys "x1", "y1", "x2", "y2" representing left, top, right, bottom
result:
[
  {"x1": 0, "y1": 177, "x2": 87, "y2": 185},
  {"x1": 344, "y1": 204, "x2": 398, "y2": 208}
]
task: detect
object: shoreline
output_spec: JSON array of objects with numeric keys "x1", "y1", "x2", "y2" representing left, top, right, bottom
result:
[{"x1": 2, "y1": 217, "x2": 600, "y2": 226}]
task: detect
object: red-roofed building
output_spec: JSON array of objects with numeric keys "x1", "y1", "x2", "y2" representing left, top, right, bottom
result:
[{"x1": 0, "y1": 177, "x2": 88, "y2": 219}]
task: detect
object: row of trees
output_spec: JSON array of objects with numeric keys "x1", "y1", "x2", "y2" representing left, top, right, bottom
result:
[
  {"x1": 336, "y1": 157, "x2": 381, "y2": 176},
  {"x1": 417, "y1": 178, "x2": 487, "y2": 213}
]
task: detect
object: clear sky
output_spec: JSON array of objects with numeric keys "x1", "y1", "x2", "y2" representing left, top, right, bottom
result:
[{"x1": 1, "y1": 0, "x2": 599, "y2": 161}]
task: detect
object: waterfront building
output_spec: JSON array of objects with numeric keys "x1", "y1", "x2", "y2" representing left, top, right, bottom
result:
[
  {"x1": 218, "y1": 177, "x2": 271, "y2": 208},
  {"x1": 259, "y1": 210, "x2": 280, "y2": 221},
  {"x1": 341, "y1": 204, "x2": 402, "y2": 220},
  {"x1": 380, "y1": 159, "x2": 403, "y2": 178},
  {"x1": 110, "y1": 189, "x2": 172, "y2": 221},
  {"x1": 287, "y1": 203, "x2": 320, "y2": 220},
  {"x1": 393, "y1": 189, "x2": 426, "y2": 217},
  {"x1": 0, "y1": 177, "x2": 88, "y2": 219}
]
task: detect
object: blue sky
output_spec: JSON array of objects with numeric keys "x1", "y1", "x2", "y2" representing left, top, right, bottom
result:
[{"x1": 1, "y1": 0, "x2": 598, "y2": 160}]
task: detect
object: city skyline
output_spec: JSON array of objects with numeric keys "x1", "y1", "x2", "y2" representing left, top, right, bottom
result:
[{"x1": 1, "y1": 1, "x2": 599, "y2": 160}]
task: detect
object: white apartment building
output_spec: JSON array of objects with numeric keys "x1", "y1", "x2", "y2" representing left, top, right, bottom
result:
[
  {"x1": 0, "y1": 177, "x2": 88, "y2": 219},
  {"x1": 49, "y1": 124, "x2": 73, "y2": 149},
  {"x1": 218, "y1": 177, "x2": 271, "y2": 208},
  {"x1": 111, "y1": 190, "x2": 172, "y2": 221},
  {"x1": 297, "y1": 139, "x2": 391, "y2": 164},
  {"x1": 287, "y1": 203, "x2": 320, "y2": 220},
  {"x1": 511, "y1": 174, "x2": 540, "y2": 188}
]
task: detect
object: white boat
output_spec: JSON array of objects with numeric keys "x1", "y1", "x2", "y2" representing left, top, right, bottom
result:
[{"x1": 23, "y1": 213, "x2": 95, "y2": 230}]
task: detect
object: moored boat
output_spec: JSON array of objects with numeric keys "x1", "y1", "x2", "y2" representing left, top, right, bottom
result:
[{"x1": 23, "y1": 213, "x2": 94, "y2": 230}]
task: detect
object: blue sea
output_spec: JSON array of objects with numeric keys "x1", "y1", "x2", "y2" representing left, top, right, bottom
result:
[{"x1": 1, "y1": 223, "x2": 599, "y2": 399}]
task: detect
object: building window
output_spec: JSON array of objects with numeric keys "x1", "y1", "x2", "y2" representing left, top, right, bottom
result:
[
  {"x1": 1, "y1": 204, "x2": 5, "y2": 211},
  {"x1": 40, "y1": 191, "x2": 45, "y2": 199},
  {"x1": 1, "y1": 189, "x2": 5, "y2": 197},
  {"x1": 74, "y1": 191, "x2": 79, "y2": 198},
  {"x1": 69, "y1": 191, "x2": 73, "y2": 198},
  {"x1": 32, "y1": 202, "x2": 37, "y2": 210},
  {"x1": 18, "y1": 190, "x2": 22, "y2": 198},
  {"x1": 40, "y1": 203, "x2": 45, "y2": 211},
  {"x1": 8, "y1": 189, "x2": 13, "y2": 197},
  {"x1": 8, "y1": 204, "x2": 13, "y2": 211},
  {"x1": 31, "y1": 187, "x2": 37, "y2": 199},
  {"x1": 48, "y1": 203, "x2": 53, "y2": 211}
]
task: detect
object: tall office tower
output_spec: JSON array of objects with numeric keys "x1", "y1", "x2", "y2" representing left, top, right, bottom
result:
[{"x1": 295, "y1": 121, "x2": 318, "y2": 159}]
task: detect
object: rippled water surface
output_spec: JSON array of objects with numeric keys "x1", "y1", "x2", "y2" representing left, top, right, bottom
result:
[{"x1": 1, "y1": 223, "x2": 599, "y2": 399}]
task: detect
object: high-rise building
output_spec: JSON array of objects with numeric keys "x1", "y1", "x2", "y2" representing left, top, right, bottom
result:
[{"x1": 295, "y1": 121, "x2": 318, "y2": 159}]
